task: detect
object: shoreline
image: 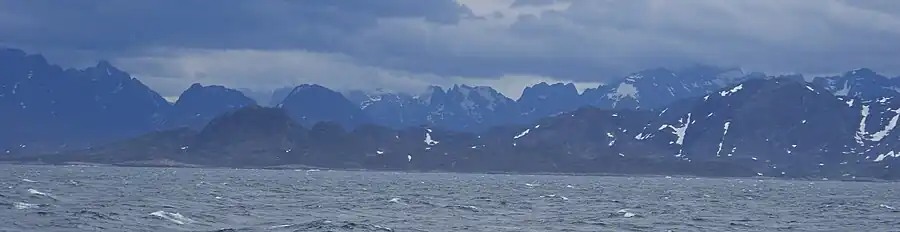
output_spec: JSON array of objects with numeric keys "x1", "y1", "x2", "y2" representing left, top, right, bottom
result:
[{"x1": 0, "y1": 161, "x2": 888, "y2": 183}]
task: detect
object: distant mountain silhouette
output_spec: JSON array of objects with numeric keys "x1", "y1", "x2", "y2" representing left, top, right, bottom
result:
[
  {"x1": 0, "y1": 48, "x2": 170, "y2": 153},
  {"x1": 3, "y1": 47, "x2": 900, "y2": 180},
  {"x1": 279, "y1": 84, "x2": 371, "y2": 129},
  {"x1": 7, "y1": 78, "x2": 900, "y2": 180},
  {"x1": 166, "y1": 83, "x2": 257, "y2": 129}
]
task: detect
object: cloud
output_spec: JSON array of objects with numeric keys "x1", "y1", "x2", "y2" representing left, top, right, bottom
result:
[
  {"x1": 1, "y1": 0, "x2": 900, "y2": 97},
  {"x1": 114, "y1": 49, "x2": 446, "y2": 98},
  {"x1": 113, "y1": 49, "x2": 599, "y2": 100},
  {"x1": 0, "y1": 0, "x2": 473, "y2": 51}
]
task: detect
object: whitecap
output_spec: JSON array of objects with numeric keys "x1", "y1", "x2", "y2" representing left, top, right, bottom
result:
[
  {"x1": 27, "y1": 188, "x2": 57, "y2": 200},
  {"x1": 388, "y1": 198, "x2": 401, "y2": 203},
  {"x1": 444, "y1": 205, "x2": 479, "y2": 212},
  {"x1": 21, "y1": 179, "x2": 36, "y2": 183},
  {"x1": 27, "y1": 189, "x2": 47, "y2": 196},
  {"x1": 13, "y1": 202, "x2": 38, "y2": 210},
  {"x1": 150, "y1": 211, "x2": 196, "y2": 225},
  {"x1": 617, "y1": 209, "x2": 637, "y2": 218},
  {"x1": 540, "y1": 194, "x2": 569, "y2": 201},
  {"x1": 269, "y1": 224, "x2": 292, "y2": 229}
]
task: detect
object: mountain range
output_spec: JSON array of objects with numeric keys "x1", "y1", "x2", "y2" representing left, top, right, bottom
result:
[{"x1": 2, "y1": 48, "x2": 900, "y2": 180}]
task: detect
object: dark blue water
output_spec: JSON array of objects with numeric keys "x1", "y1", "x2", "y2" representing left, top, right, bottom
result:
[{"x1": 1, "y1": 164, "x2": 898, "y2": 231}]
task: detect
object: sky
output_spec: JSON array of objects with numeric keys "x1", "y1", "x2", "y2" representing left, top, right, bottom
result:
[{"x1": 2, "y1": 0, "x2": 900, "y2": 100}]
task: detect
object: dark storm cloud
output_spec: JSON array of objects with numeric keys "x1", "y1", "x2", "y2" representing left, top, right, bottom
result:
[
  {"x1": 0, "y1": 0, "x2": 472, "y2": 51},
  {"x1": 1, "y1": 0, "x2": 900, "y2": 96}
]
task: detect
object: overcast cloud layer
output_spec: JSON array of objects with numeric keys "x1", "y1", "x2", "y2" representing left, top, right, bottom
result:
[{"x1": 2, "y1": 0, "x2": 899, "y2": 99}]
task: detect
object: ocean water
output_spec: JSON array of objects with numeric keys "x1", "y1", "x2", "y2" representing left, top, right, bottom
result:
[{"x1": 1, "y1": 165, "x2": 898, "y2": 232}]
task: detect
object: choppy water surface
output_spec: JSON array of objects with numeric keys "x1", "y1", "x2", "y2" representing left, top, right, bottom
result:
[{"x1": 1, "y1": 165, "x2": 899, "y2": 232}]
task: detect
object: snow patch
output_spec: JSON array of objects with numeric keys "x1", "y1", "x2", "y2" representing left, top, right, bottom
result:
[
  {"x1": 855, "y1": 105, "x2": 871, "y2": 145},
  {"x1": 607, "y1": 132, "x2": 616, "y2": 146},
  {"x1": 874, "y1": 151, "x2": 899, "y2": 162},
  {"x1": 856, "y1": 105, "x2": 900, "y2": 143},
  {"x1": 634, "y1": 132, "x2": 652, "y2": 140},
  {"x1": 661, "y1": 113, "x2": 691, "y2": 146},
  {"x1": 867, "y1": 107, "x2": 900, "y2": 142},
  {"x1": 607, "y1": 82, "x2": 639, "y2": 106},
  {"x1": 715, "y1": 121, "x2": 731, "y2": 157},
  {"x1": 661, "y1": 113, "x2": 692, "y2": 157},
  {"x1": 424, "y1": 129, "x2": 439, "y2": 146},
  {"x1": 719, "y1": 84, "x2": 743, "y2": 97},
  {"x1": 834, "y1": 80, "x2": 851, "y2": 96},
  {"x1": 513, "y1": 129, "x2": 531, "y2": 140}
]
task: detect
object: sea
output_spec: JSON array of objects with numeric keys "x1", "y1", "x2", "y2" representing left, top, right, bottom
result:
[{"x1": 1, "y1": 164, "x2": 898, "y2": 232}]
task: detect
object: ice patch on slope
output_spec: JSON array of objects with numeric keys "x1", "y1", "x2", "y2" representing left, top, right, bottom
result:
[
  {"x1": 514, "y1": 129, "x2": 531, "y2": 140},
  {"x1": 719, "y1": 84, "x2": 743, "y2": 97},
  {"x1": 660, "y1": 113, "x2": 692, "y2": 157},
  {"x1": 855, "y1": 105, "x2": 900, "y2": 144},
  {"x1": 715, "y1": 121, "x2": 731, "y2": 157},
  {"x1": 874, "y1": 151, "x2": 900, "y2": 162},
  {"x1": 424, "y1": 128, "x2": 439, "y2": 146}
]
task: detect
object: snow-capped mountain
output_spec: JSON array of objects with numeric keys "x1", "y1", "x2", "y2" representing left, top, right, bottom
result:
[
  {"x1": 342, "y1": 66, "x2": 765, "y2": 132},
  {"x1": 346, "y1": 84, "x2": 520, "y2": 131},
  {"x1": 6, "y1": 47, "x2": 900, "y2": 181},
  {"x1": 811, "y1": 68, "x2": 900, "y2": 101},
  {"x1": 345, "y1": 88, "x2": 429, "y2": 129},
  {"x1": 429, "y1": 84, "x2": 519, "y2": 130},
  {"x1": 23, "y1": 77, "x2": 900, "y2": 179},
  {"x1": 580, "y1": 65, "x2": 760, "y2": 110}
]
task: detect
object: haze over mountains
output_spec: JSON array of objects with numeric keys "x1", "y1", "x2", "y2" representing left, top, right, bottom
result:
[{"x1": 3, "y1": 48, "x2": 900, "y2": 180}]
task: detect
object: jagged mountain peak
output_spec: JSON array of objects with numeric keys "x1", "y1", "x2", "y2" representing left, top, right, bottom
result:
[
  {"x1": 520, "y1": 82, "x2": 578, "y2": 99},
  {"x1": 83, "y1": 60, "x2": 131, "y2": 80},
  {"x1": 579, "y1": 65, "x2": 762, "y2": 110},
  {"x1": 523, "y1": 82, "x2": 577, "y2": 92},
  {"x1": 7, "y1": 50, "x2": 900, "y2": 179},
  {"x1": 811, "y1": 68, "x2": 898, "y2": 101}
]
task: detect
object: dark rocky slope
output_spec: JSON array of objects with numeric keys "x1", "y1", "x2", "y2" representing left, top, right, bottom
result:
[{"x1": 8, "y1": 78, "x2": 900, "y2": 180}]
